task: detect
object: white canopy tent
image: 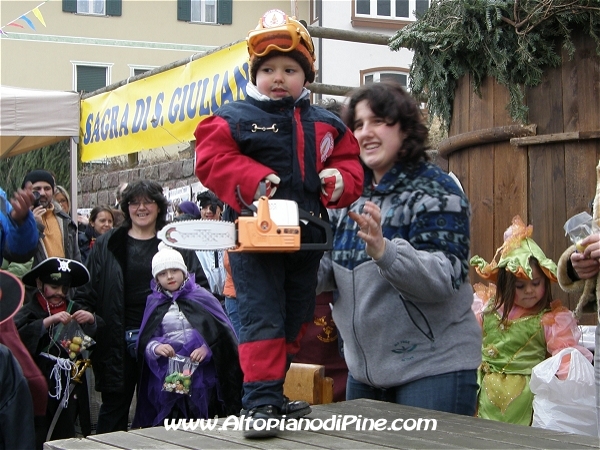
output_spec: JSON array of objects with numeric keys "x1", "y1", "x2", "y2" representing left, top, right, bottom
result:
[
  {"x1": 0, "y1": 85, "x2": 80, "y2": 158},
  {"x1": 0, "y1": 85, "x2": 81, "y2": 213}
]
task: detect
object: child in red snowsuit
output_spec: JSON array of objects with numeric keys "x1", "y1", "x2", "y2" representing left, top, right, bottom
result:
[{"x1": 194, "y1": 9, "x2": 363, "y2": 438}]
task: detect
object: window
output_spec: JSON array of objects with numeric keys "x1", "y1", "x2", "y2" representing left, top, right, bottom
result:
[
  {"x1": 191, "y1": 0, "x2": 216, "y2": 23},
  {"x1": 75, "y1": 64, "x2": 109, "y2": 94},
  {"x1": 77, "y1": 0, "x2": 105, "y2": 15},
  {"x1": 177, "y1": 0, "x2": 232, "y2": 25},
  {"x1": 356, "y1": 0, "x2": 428, "y2": 19},
  {"x1": 352, "y1": 0, "x2": 428, "y2": 29},
  {"x1": 132, "y1": 68, "x2": 152, "y2": 77},
  {"x1": 63, "y1": 0, "x2": 121, "y2": 16},
  {"x1": 310, "y1": 0, "x2": 320, "y2": 24},
  {"x1": 362, "y1": 69, "x2": 409, "y2": 89}
]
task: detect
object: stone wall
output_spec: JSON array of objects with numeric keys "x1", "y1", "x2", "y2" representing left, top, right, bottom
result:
[
  {"x1": 77, "y1": 158, "x2": 198, "y2": 208},
  {"x1": 77, "y1": 152, "x2": 449, "y2": 209}
]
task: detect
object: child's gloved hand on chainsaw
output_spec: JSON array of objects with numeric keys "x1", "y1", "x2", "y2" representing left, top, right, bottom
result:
[
  {"x1": 254, "y1": 174, "x2": 280, "y2": 200},
  {"x1": 319, "y1": 168, "x2": 344, "y2": 203}
]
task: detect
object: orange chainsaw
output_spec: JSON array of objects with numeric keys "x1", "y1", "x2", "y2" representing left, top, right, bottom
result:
[{"x1": 157, "y1": 195, "x2": 332, "y2": 253}]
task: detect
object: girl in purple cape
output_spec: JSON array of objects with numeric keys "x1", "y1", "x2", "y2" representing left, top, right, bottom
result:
[{"x1": 132, "y1": 244, "x2": 242, "y2": 427}]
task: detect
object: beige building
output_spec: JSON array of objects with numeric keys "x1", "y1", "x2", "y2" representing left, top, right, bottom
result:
[
  {"x1": 1, "y1": 0, "x2": 312, "y2": 162},
  {"x1": 1, "y1": 1, "x2": 429, "y2": 164},
  {"x1": 1, "y1": 0, "x2": 310, "y2": 92}
]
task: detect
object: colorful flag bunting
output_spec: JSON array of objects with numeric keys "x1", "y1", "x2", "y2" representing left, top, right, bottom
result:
[
  {"x1": 32, "y1": 7, "x2": 47, "y2": 27},
  {"x1": 1, "y1": 1, "x2": 49, "y2": 34},
  {"x1": 20, "y1": 15, "x2": 36, "y2": 31}
]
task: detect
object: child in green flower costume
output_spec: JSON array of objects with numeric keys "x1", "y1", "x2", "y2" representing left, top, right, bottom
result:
[{"x1": 470, "y1": 216, "x2": 592, "y2": 425}]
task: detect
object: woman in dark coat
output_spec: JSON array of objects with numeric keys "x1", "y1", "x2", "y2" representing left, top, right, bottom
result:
[{"x1": 72, "y1": 180, "x2": 210, "y2": 434}]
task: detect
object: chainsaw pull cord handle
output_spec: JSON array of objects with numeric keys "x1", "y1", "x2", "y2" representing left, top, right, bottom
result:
[{"x1": 235, "y1": 185, "x2": 257, "y2": 216}]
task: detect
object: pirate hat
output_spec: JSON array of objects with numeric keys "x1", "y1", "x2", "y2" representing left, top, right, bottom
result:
[
  {"x1": 22, "y1": 257, "x2": 90, "y2": 288},
  {"x1": 0, "y1": 270, "x2": 25, "y2": 325}
]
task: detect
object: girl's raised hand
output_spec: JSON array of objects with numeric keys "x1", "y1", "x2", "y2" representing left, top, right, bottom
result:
[{"x1": 349, "y1": 201, "x2": 385, "y2": 260}]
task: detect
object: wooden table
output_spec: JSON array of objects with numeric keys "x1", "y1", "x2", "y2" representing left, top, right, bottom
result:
[{"x1": 45, "y1": 399, "x2": 599, "y2": 449}]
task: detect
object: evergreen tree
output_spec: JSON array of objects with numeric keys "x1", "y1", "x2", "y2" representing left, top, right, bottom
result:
[
  {"x1": 0, "y1": 139, "x2": 72, "y2": 193},
  {"x1": 390, "y1": 0, "x2": 600, "y2": 129}
]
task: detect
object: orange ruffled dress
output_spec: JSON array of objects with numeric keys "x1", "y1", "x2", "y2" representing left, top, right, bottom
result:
[{"x1": 472, "y1": 284, "x2": 593, "y2": 425}]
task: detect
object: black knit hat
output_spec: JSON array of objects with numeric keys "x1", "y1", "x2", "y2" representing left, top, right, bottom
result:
[{"x1": 22, "y1": 169, "x2": 55, "y2": 189}]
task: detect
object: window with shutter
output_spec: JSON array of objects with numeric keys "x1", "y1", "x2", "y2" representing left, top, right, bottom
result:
[
  {"x1": 106, "y1": 0, "x2": 122, "y2": 17},
  {"x1": 133, "y1": 68, "x2": 151, "y2": 77},
  {"x1": 178, "y1": 0, "x2": 231, "y2": 24},
  {"x1": 191, "y1": 0, "x2": 216, "y2": 24},
  {"x1": 76, "y1": 65, "x2": 108, "y2": 94},
  {"x1": 177, "y1": 0, "x2": 191, "y2": 21},
  {"x1": 217, "y1": 0, "x2": 232, "y2": 25},
  {"x1": 353, "y1": 0, "x2": 429, "y2": 26},
  {"x1": 63, "y1": 0, "x2": 77, "y2": 13},
  {"x1": 64, "y1": 0, "x2": 121, "y2": 16},
  {"x1": 361, "y1": 69, "x2": 409, "y2": 89}
]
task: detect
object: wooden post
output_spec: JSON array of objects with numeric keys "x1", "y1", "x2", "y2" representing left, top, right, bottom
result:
[{"x1": 128, "y1": 152, "x2": 138, "y2": 167}]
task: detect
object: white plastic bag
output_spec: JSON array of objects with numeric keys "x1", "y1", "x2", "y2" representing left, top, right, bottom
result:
[{"x1": 530, "y1": 347, "x2": 597, "y2": 436}]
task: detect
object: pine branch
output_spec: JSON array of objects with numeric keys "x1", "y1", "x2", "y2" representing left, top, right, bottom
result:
[{"x1": 390, "y1": 0, "x2": 600, "y2": 129}]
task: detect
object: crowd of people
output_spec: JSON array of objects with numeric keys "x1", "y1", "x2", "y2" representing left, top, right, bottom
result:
[{"x1": 0, "y1": 7, "x2": 597, "y2": 449}]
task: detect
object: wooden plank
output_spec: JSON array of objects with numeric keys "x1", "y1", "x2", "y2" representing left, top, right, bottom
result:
[
  {"x1": 45, "y1": 400, "x2": 600, "y2": 449},
  {"x1": 575, "y1": 28, "x2": 600, "y2": 324},
  {"x1": 449, "y1": 73, "x2": 471, "y2": 137},
  {"x1": 317, "y1": 400, "x2": 600, "y2": 448},
  {"x1": 284, "y1": 363, "x2": 324, "y2": 405},
  {"x1": 492, "y1": 80, "x2": 526, "y2": 249},
  {"x1": 573, "y1": 30, "x2": 600, "y2": 134},
  {"x1": 448, "y1": 73, "x2": 471, "y2": 195},
  {"x1": 322, "y1": 377, "x2": 334, "y2": 404},
  {"x1": 187, "y1": 423, "x2": 328, "y2": 449},
  {"x1": 511, "y1": 131, "x2": 600, "y2": 146},
  {"x1": 467, "y1": 76, "x2": 496, "y2": 284},
  {"x1": 43, "y1": 438, "x2": 119, "y2": 450},
  {"x1": 319, "y1": 400, "x2": 597, "y2": 449},
  {"x1": 563, "y1": 140, "x2": 597, "y2": 317},
  {"x1": 304, "y1": 406, "x2": 463, "y2": 449},
  {"x1": 440, "y1": 124, "x2": 536, "y2": 156},
  {"x1": 129, "y1": 427, "x2": 254, "y2": 449},
  {"x1": 184, "y1": 417, "x2": 376, "y2": 449},
  {"x1": 525, "y1": 58, "x2": 566, "y2": 292},
  {"x1": 559, "y1": 31, "x2": 600, "y2": 319},
  {"x1": 87, "y1": 431, "x2": 192, "y2": 449}
]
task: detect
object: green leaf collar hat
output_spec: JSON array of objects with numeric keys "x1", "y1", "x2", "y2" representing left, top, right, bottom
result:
[{"x1": 470, "y1": 216, "x2": 557, "y2": 283}]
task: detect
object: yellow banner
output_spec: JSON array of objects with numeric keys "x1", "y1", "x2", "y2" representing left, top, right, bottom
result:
[{"x1": 81, "y1": 41, "x2": 249, "y2": 162}]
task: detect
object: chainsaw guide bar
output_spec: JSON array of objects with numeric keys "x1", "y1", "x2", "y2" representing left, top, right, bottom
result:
[{"x1": 157, "y1": 220, "x2": 237, "y2": 251}]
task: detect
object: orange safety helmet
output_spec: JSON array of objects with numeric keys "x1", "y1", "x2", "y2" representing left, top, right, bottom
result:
[{"x1": 247, "y1": 9, "x2": 315, "y2": 60}]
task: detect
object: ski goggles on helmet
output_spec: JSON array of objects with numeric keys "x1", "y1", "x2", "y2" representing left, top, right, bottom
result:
[{"x1": 247, "y1": 9, "x2": 315, "y2": 61}]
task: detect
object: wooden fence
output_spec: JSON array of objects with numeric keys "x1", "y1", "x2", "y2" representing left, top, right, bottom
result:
[{"x1": 441, "y1": 32, "x2": 600, "y2": 324}]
